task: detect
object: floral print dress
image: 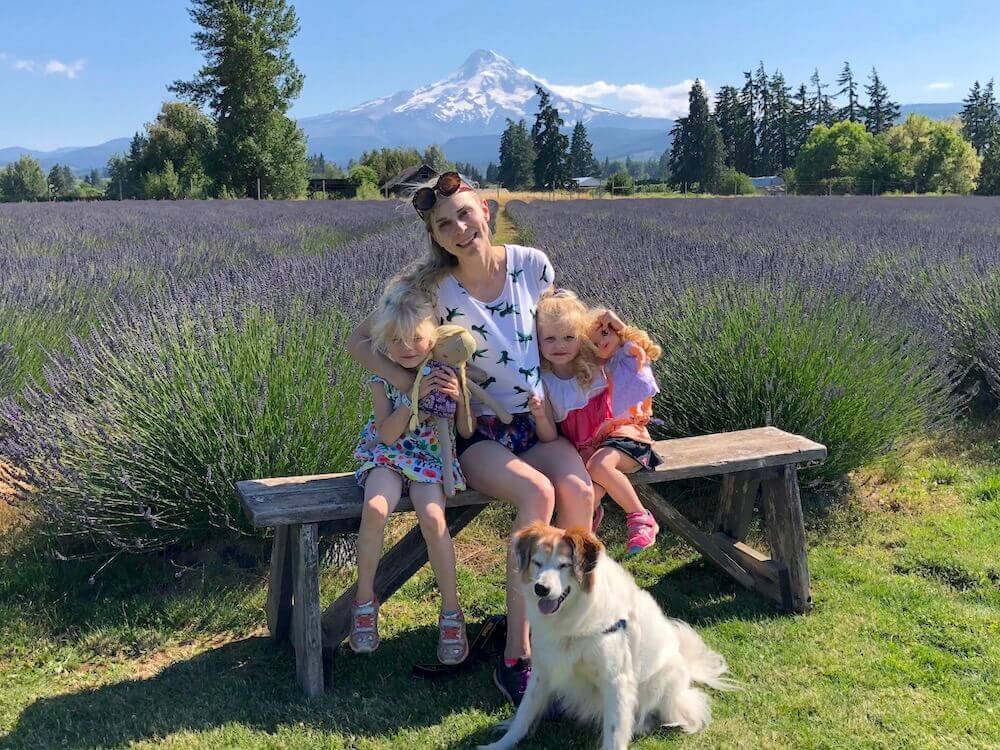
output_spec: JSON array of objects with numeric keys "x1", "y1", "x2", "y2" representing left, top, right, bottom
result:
[{"x1": 354, "y1": 375, "x2": 467, "y2": 491}]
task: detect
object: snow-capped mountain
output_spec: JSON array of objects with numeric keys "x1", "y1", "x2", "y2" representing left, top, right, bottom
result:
[
  {"x1": 299, "y1": 50, "x2": 674, "y2": 165},
  {"x1": 300, "y1": 49, "x2": 669, "y2": 140}
]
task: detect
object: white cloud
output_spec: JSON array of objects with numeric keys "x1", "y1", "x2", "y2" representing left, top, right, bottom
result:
[
  {"x1": 927, "y1": 81, "x2": 953, "y2": 90},
  {"x1": 44, "y1": 59, "x2": 85, "y2": 79},
  {"x1": 5, "y1": 56, "x2": 85, "y2": 79},
  {"x1": 539, "y1": 76, "x2": 700, "y2": 119}
]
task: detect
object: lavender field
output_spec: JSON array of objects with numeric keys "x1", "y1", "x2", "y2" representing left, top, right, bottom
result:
[{"x1": 2, "y1": 197, "x2": 999, "y2": 555}]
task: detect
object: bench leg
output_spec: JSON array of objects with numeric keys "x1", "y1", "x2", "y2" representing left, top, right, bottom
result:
[
  {"x1": 714, "y1": 470, "x2": 760, "y2": 541},
  {"x1": 321, "y1": 504, "x2": 485, "y2": 673},
  {"x1": 760, "y1": 466, "x2": 813, "y2": 613},
  {"x1": 266, "y1": 525, "x2": 294, "y2": 643},
  {"x1": 291, "y1": 523, "x2": 324, "y2": 698}
]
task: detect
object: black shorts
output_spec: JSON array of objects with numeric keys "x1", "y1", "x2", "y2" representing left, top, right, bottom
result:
[{"x1": 598, "y1": 436, "x2": 662, "y2": 470}]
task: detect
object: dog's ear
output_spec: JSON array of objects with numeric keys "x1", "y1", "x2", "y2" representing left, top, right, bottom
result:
[
  {"x1": 564, "y1": 527, "x2": 604, "y2": 593},
  {"x1": 513, "y1": 522, "x2": 546, "y2": 575}
]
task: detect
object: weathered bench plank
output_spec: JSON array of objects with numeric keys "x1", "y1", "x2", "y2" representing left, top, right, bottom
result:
[{"x1": 237, "y1": 427, "x2": 827, "y2": 528}]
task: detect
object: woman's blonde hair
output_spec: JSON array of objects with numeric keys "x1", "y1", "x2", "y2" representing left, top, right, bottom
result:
[
  {"x1": 369, "y1": 276, "x2": 438, "y2": 357},
  {"x1": 536, "y1": 288, "x2": 601, "y2": 388},
  {"x1": 396, "y1": 178, "x2": 490, "y2": 300},
  {"x1": 590, "y1": 307, "x2": 663, "y2": 362}
]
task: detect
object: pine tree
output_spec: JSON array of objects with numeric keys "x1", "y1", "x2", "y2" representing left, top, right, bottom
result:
[
  {"x1": 790, "y1": 84, "x2": 813, "y2": 157},
  {"x1": 763, "y1": 70, "x2": 793, "y2": 172},
  {"x1": 568, "y1": 121, "x2": 598, "y2": 177},
  {"x1": 836, "y1": 62, "x2": 861, "y2": 122},
  {"x1": 485, "y1": 162, "x2": 499, "y2": 182},
  {"x1": 531, "y1": 86, "x2": 570, "y2": 189},
  {"x1": 810, "y1": 69, "x2": 834, "y2": 126},
  {"x1": 668, "y1": 79, "x2": 725, "y2": 191},
  {"x1": 961, "y1": 79, "x2": 999, "y2": 155},
  {"x1": 753, "y1": 63, "x2": 774, "y2": 173},
  {"x1": 736, "y1": 72, "x2": 758, "y2": 174},
  {"x1": 169, "y1": 0, "x2": 308, "y2": 198},
  {"x1": 713, "y1": 85, "x2": 743, "y2": 168},
  {"x1": 498, "y1": 119, "x2": 535, "y2": 189},
  {"x1": 863, "y1": 68, "x2": 900, "y2": 135},
  {"x1": 422, "y1": 144, "x2": 451, "y2": 171},
  {"x1": 977, "y1": 139, "x2": 1000, "y2": 195}
]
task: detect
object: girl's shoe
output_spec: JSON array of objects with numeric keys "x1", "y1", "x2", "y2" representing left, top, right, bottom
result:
[
  {"x1": 591, "y1": 502, "x2": 605, "y2": 533},
  {"x1": 438, "y1": 609, "x2": 469, "y2": 665},
  {"x1": 626, "y1": 511, "x2": 659, "y2": 554},
  {"x1": 349, "y1": 598, "x2": 380, "y2": 653}
]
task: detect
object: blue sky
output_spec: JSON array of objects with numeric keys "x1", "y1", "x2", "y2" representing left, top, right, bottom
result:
[{"x1": 2, "y1": 0, "x2": 998, "y2": 150}]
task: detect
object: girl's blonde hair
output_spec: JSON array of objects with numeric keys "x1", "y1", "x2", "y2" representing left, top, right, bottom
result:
[
  {"x1": 536, "y1": 288, "x2": 601, "y2": 388},
  {"x1": 370, "y1": 277, "x2": 438, "y2": 357},
  {"x1": 590, "y1": 307, "x2": 663, "y2": 362},
  {"x1": 397, "y1": 178, "x2": 490, "y2": 300}
]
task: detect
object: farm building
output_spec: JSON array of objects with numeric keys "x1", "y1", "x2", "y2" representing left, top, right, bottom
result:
[
  {"x1": 381, "y1": 165, "x2": 481, "y2": 197},
  {"x1": 570, "y1": 176, "x2": 604, "y2": 190},
  {"x1": 751, "y1": 175, "x2": 786, "y2": 194},
  {"x1": 306, "y1": 178, "x2": 357, "y2": 199}
]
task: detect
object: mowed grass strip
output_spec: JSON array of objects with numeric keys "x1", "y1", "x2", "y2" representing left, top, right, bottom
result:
[{"x1": 1, "y1": 428, "x2": 998, "y2": 749}]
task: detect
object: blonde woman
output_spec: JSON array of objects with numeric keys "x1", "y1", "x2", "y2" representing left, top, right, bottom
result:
[{"x1": 347, "y1": 172, "x2": 593, "y2": 706}]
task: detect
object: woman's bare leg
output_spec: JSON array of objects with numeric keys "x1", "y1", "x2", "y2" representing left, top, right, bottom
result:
[
  {"x1": 521, "y1": 437, "x2": 595, "y2": 530},
  {"x1": 459, "y1": 440, "x2": 555, "y2": 659}
]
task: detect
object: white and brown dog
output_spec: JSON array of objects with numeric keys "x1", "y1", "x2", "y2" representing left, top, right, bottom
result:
[{"x1": 479, "y1": 522, "x2": 735, "y2": 750}]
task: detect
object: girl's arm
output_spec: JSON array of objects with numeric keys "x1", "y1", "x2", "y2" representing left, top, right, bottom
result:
[
  {"x1": 347, "y1": 312, "x2": 415, "y2": 393},
  {"x1": 370, "y1": 382, "x2": 413, "y2": 445},
  {"x1": 437, "y1": 368, "x2": 474, "y2": 438},
  {"x1": 529, "y1": 393, "x2": 559, "y2": 442}
]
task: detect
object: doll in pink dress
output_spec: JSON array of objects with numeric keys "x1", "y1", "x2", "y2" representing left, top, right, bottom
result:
[
  {"x1": 585, "y1": 307, "x2": 664, "y2": 552},
  {"x1": 531, "y1": 289, "x2": 660, "y2": 554}
]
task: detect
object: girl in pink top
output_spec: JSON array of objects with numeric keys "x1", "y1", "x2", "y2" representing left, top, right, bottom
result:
[{"x1": 533, "y1": 289, "x2": 660, "y2": 553}]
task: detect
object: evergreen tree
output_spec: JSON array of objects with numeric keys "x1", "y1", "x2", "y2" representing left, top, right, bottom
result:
[
  {"x1": 422, "y1": 144, "x2": 452, "y2": 172},
  {"x1": 359, "y1": 147, "x2": 423, "y2": 184},
  {"x1": 976, "y1": 140, "x2": 1000, "y2": 195},
  {"x1": 789, "y1": 83, "x2": 814, "y2": 158},
  {"x1": 485, "y1": 162, "x2": 499, "y2": 183},
  {"x1": 531, "y1": 86, "x2": 570, "y2": 188},
  {"x1": 961, "y1": 79, "x2": 998, "y2": 155},
  {"x1": 86, "y1": 168, "x2": 101, "y2": 186},
  {"x1": 568, "y1": 121, "x2": 598, "y2": 176},
  {"x1": 835, "y1": 62, "x2": 861, "y2": 122},
  {"x1": 454, "y1": 161, "x2": 483, "y2": 182},
  {"x1": 141, "y1": 102, "x2": 216, "y2": 197},
  {"x1": 498, "y1": 119, "x2": 535, "y2": 189},
  {"x1": 48, "y1": 164, "x2": 72, "y2": 197},
  {"x1": 713, "y1": 85, "x2": 744, "y2": 168},
  {"x1": 307, "y1": 153, "x2": 326, "y2": 176},
  {"x1": 736, "y1": 72, "x2": 758, "y2": 174},
  {"x1": 170, "y1": 0, "x2": 308, "y2": 198},
  {"x1": 863, "y1": 68, "x2": 900, "y2": 135},
  {"x1": 668, "y1": 79, "x2": 725, "y2": 191},
  {"x1": 765, "y1": 70, "x2": 793, "y2": 171},
  {"x1": 810, "y1": 69, "x2": 835, "y2": 126},
  {"x1": 753, "y1": 63, "x2": 774, "y2": 173}
]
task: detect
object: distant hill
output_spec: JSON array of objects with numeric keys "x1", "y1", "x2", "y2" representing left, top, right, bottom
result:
[{"x1": 0, "y1": 50, "x2": 969, "y2": 173}]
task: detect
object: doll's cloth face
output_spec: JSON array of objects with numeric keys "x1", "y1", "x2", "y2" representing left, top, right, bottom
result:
[
  {"x1": 433, "y1": 332, "x2": 475, "y2": 366},
  {"x1": 590, "y1": 322, "x2": 621, "y2": 361}
]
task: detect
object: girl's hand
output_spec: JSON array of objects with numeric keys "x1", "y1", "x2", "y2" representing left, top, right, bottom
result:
[
  {"x1": 594, "y1": 310, "x2": 625, "y2": 333},
  {"x1": 625, "y1": 341, "x2": 647, "y2": 369},
  {"x1": 528, "y1": 394, "x2": 547, "y2": 418},
  {"x1": 437, "y1": 369, "x2": 461, "y2": 400}
]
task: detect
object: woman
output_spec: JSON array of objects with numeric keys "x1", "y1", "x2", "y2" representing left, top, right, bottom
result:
[{"x1": 347, "y1": 172, "x2": 594, "y2": 705}]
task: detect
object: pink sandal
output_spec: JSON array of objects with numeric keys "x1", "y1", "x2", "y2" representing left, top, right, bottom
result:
[
  {"x1": 349, "y1": 598, "x2": 380, "y2": 653},
  {"x1": 626, "y1": 511, "x2": 659, "y2": 554},
  {"x1": 438, "y1": 609, "x2": 469, "y2": 665}
]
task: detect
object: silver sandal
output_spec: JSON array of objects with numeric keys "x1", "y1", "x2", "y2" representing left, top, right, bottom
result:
[{"x1": 437, "y1": 609, "x2": 469, "y2": 665}]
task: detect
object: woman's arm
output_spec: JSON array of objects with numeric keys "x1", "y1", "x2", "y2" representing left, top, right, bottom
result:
[
  {"x1": 530, "y1": 393, "x2": 559, "y2": 442},
  {"x1": 370, "y1": 383, "x2": 413, "y2": 445},
  {"x1": 347, "y1": 312, "x2": 415, "y2": 393}
]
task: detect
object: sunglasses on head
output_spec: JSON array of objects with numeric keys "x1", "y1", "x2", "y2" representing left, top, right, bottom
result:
[{"x1": 412, "y1": 171, "x2": 470, "y2": 216}]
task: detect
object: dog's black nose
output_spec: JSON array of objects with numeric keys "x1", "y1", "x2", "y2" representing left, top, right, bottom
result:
[{"x1": 534, "y1": 582, "x2": 550, "y2": 598}]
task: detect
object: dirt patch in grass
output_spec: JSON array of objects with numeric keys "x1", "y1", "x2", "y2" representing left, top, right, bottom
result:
[{"x1": 129, "y1": 629, "x2": 267, "y2": 681}]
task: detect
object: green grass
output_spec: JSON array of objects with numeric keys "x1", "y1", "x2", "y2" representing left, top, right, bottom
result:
[{"x1": 1, "y1": 426, "x2": 998, "y2": 749}]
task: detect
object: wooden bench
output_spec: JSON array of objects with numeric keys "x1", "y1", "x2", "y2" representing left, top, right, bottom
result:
[{"x1": 237, "y1": 426, "x2": 826, "y2": 697}]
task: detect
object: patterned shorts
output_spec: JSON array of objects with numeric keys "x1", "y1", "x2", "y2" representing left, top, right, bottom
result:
[{"x1": 456, "y1": 413, "x2": 539, "y2": 458}]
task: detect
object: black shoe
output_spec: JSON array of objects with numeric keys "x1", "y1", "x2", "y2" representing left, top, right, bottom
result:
[{"x1": 493, "y1": 657, "x2": 531, "y2": 706}]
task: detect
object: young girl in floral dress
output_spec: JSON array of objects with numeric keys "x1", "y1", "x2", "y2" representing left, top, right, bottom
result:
[
  {"x1": 350, "y1": 278, "x2": 473, "y2": 664},
  {"x1": 533, "y1": 289, "x2": 662, "y2": 554}
]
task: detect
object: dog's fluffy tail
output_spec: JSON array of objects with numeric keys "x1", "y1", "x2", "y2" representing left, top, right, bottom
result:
[{"x1": 672, "y1": 619, "x2": 740, "y2": 692}]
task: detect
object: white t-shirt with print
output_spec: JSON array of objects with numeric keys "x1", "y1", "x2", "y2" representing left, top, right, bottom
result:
[{"x1": 435, "y1": 244, "x2": 555, "y2": 417}]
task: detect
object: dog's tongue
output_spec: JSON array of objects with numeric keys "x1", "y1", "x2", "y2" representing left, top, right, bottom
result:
[{"x1": 538, "y1": 597, "x2": 560, "y2": 615}]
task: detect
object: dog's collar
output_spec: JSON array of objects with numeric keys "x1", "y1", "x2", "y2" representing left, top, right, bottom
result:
[{"x1": 601, "y1": 618, "x2": 627, "y2": 635}]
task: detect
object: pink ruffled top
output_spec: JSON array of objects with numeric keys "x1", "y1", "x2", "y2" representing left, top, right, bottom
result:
[{"x1": 541, "y1": 369, "x2": 612, "y2": 452}]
